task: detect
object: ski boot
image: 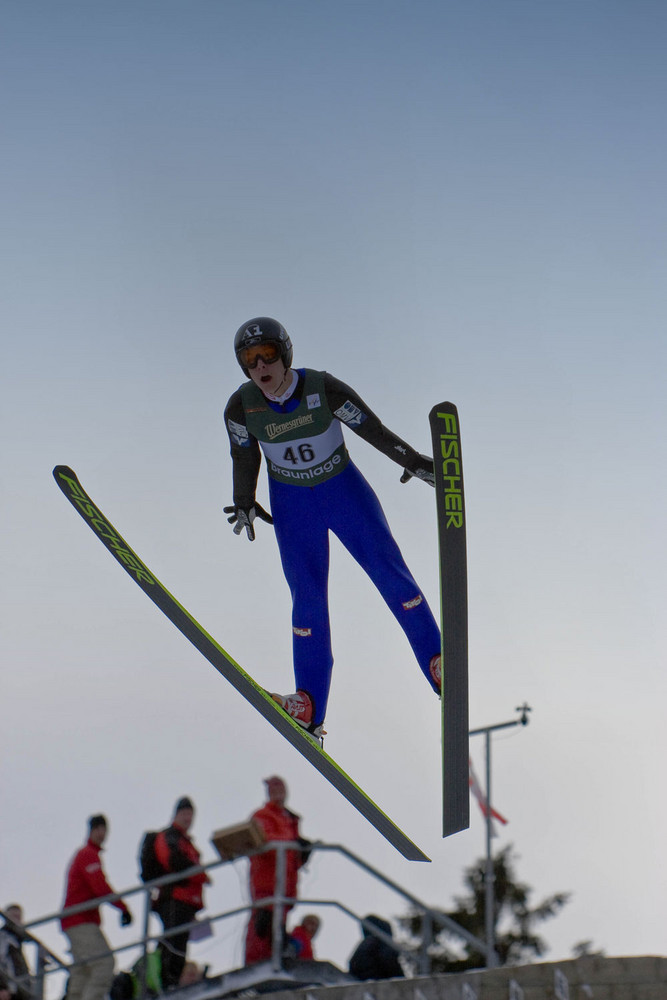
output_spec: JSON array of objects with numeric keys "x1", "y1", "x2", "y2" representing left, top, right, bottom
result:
[
  {"x1": 429, "y1": 654, "x2": 441, "y2": 692},
  {"x1": 271, "y1": 689, "x2": 326, "y2": 745}
]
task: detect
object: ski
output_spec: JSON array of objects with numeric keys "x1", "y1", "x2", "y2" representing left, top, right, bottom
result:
[
  {"x1": 53, "y1": 466, "x2": 430, "y2": 863},
  {"x1": 429, "y1": 403, "x2": 470, "y2": 837}
]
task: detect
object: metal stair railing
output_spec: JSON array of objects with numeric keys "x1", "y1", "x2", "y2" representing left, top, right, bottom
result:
[{"x1": 17, "y1": 839, "x2": 496, "y2": 998}]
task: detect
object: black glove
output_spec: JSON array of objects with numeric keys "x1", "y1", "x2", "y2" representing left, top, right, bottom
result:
[
  {"x1": 298, "y1": 836, "x2": 313, "y2": 867},
  {"x1": 120, "y1": 909, "x2": 133, "y2": 927},
  {"x1": 400, "y1": 453, "x2": 435, "y2": 487},
  {"x1": 223, "y1": 502, "x2": 273, "y2": 541}
]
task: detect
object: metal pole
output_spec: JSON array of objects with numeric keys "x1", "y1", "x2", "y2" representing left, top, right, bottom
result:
[
  {"x1": 484, "y1": 729, "x2": 494, "y2": 963},
  {"x1": 139, "y1": 884, "x2": 151, "y2": 999},
  {"x1": 469, "y1": 704, "x2": 531, "y2": 969},
  {"x1": 418, "y1": 909, "x2": 433, "y2": 976},
  {"x1": 35, "y1": 945, "x2": 47, "y2": 1000},
  {"x1": 271, "y1": 843, "x2": 287, "y2": 972}
]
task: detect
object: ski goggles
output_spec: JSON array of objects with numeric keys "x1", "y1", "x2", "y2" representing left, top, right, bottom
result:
[{"x1": 238, "y1": 342, "x2": 282, "y2": 369}]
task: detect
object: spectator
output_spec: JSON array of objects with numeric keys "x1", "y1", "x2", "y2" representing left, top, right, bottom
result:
[
  {"x1": 244, "y1": 776, "x2": 311, "y2": 965},
  {"x1": 288, "y1": 914, "x2": 320, "y2": 960},
  {"x1": 178, "y1": 962, "x2": 203, "y2": 987},
  {"x1": 348, "y1": 915, "x2": 404, "y2": 981},
  {"x1": 0, "y1": 905, "x2": 31, "y2": 1000},
  {"x1": 153, "y1": 797, "x2": 210, "y2": 989},
  {"x1": 109, "y1": 950, "x2": 161, "y2": 1000},
  {"x1": 60, "y1": 816, "x2": 133, "y2": 1000},
  {"x1": 110, "y1": 953, "x2": 203, "y2": 1000}
]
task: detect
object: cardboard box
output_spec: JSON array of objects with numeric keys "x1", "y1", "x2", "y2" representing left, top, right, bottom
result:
[{"x1": 211, "y1": 820, "x2": 265, "y2": 860}]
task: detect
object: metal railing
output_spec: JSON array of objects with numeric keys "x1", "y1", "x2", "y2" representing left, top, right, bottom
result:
[{"x1": 14, "y1": 840, "x2": 496, "y2": 998}]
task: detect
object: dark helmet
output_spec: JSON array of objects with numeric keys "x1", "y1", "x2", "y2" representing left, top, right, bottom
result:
[{"x1": 234, "y1": 317, "x2": 293, "y2": 373}]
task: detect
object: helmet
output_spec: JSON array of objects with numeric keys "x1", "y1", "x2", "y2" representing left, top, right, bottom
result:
[{"x1": 234, "y1": 317, "x2": 293, "y2": 373}]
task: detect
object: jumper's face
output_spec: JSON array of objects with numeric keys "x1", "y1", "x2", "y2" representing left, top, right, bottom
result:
[{"x1": 249, "y1": 356, "x2": 289, "y2": 396}]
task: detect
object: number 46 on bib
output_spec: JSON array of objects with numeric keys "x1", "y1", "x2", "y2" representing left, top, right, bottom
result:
[{"x1": 282, "y1": 443, "x2": 315, "y2": 465}]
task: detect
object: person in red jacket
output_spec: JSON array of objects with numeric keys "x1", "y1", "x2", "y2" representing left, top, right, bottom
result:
[
  {"x1": 244, "y1": 777, "x2": 311, "y2": 965},
  {"x1": 60, "y1": 815, "x2": 132, "y2": 1000},
  {"x1": 288, "y1": 914, "x2": 321, "y2": 960},
  {"x1": 153, "y1": 798, "x2": 210, "y2": 989}
]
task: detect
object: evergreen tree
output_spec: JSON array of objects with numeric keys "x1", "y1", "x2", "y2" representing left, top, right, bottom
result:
[{"x1": 397, "y1": 844, "x2": 570, "y2": 973}]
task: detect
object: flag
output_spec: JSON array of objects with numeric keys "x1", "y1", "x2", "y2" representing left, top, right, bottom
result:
[{"x1": 469, "y1": 757, "x2": 508, "y2": 835}]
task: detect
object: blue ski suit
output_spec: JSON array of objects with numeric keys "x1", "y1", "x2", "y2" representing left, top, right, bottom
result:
[{"x1": 224, "y1": 369, "x2": 440, "y2": 726}]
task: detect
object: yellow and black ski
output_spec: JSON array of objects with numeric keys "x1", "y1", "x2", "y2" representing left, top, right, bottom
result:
[
  {"x1": 53, "y1": 465, "x2": 429, "y2": 863},
  {"x1": 429, "y1": 403, "x2": 470, "y2": 837}
]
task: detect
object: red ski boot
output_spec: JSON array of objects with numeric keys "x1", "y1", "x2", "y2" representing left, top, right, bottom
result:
[
  {"x1": 429, "y1": 654, "x2": 442, "y2": 691},
  {"x1": 271, "y1": 689, "x2": 326, "y2": 741}
]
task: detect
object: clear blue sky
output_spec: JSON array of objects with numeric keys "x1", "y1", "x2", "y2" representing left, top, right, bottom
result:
[{"x1": 2, "y1": 0, "x2": 666, "y2": 980}]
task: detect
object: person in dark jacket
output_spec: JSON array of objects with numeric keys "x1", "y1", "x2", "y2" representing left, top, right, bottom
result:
[
  {"x1": 153, "y1": 798, "x2": 210, "y2": 989},
  {"x1": 348, "y1": 915, "x2": 404, "y2": 981},
  {"x1": 0, "y1": 906, "x2": 31, "y2": 1000}
]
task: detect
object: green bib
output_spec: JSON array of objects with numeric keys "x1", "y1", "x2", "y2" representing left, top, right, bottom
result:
[{"x1": 241, "y1": 370, "x2": 349, "y2": 486}]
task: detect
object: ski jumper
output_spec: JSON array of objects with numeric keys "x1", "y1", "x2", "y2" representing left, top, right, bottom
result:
[{"x1": 224, "y1": 369, "x2": 441, "y2": 726}]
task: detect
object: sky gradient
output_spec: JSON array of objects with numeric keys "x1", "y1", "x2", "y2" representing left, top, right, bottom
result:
[{"x1": 2, "y1": 0, "x2": 666, "y2": 983}]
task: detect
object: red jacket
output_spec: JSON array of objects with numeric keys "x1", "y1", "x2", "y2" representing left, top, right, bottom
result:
[
  {"x1": 61, "y1": 840, "x2": 129, "y2": 930},
  {"x1": 154, "y1": 823, "x2": 209, "y2": 910},
  {"x1": 290, "y1": 924, "x2": 314, "y2": 960},
  {"x1": 249, "y1": 802, "x2": 304, "y2": 901}
]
